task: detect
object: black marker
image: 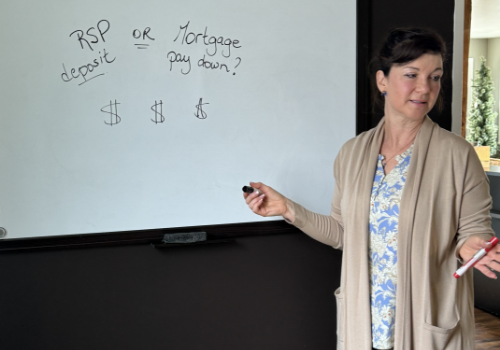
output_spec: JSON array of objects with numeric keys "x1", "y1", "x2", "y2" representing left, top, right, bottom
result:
[{"x1": 242, "y1": 186, "x2": 263, "y2": 196}]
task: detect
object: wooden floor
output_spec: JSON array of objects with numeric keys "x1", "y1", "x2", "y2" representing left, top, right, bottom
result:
[{"x1": 475, "y1": 308, "x2": 500, "y2": 349}]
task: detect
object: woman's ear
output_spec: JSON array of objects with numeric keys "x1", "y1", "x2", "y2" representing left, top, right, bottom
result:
[{"x1": 376, "y1": 70, "x2": 387, "y2": 94}]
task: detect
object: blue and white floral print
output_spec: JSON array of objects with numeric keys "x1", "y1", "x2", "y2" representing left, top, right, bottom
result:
[{"x1": 369, "y1": 144, "x2": 413, "y2": 349}]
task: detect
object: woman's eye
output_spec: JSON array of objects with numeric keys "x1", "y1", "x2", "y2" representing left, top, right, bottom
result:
[
  {"x1": 431, "y1": 76, "x2": 442, "y2": 82},
  {"x1": 405, "y1": 74, "x2": 416, "y2": 78}
]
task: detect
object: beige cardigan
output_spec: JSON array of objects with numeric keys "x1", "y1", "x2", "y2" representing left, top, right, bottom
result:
[{"x1": 290, "y1": 116, "x2": 494, "y2": 350}]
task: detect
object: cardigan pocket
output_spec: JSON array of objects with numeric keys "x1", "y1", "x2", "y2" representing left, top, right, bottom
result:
[
  {"x1": 422, "y1": 306, "x2": 460, "y2": 348},
  {"x1": 334, "y1": 287, "x2": 345, "y2": 348}
]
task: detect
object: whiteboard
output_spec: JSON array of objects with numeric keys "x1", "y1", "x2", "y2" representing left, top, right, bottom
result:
[{"x1": 0, "y1": 0, "x2": 356, "y2": 239}]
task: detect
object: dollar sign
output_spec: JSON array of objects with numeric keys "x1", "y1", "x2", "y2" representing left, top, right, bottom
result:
[
  {"x1": 151, "y1": 100, "x2": 165, "y2": 124},
  {"x1": 194, "y1": 98, "x2": 208, "y2": 119},
  {"x1": 101, "y1": 100, "x2": 121, "y2": 126}
]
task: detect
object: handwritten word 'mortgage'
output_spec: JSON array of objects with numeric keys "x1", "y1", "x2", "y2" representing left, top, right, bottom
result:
[{"x1": 173, "y1": 21, "x2": 241, "y2": 58}]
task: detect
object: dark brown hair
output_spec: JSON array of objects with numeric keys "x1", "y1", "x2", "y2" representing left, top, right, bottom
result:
[{"x1": 371, "y1": 28, "x2": 447, "y2": 112}]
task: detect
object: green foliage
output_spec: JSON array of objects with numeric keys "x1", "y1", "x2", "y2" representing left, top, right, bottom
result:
[{"x1": 466, "y1": 56, "x2": 498, "y2": 156}]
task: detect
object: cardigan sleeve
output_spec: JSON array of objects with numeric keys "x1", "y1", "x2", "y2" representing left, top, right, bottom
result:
[
  {"x1": 286, "y1": 147, "x2": 345, "y2": 249},
  {"x1": 455, "y1": 146, "x2": 495, "y2": 261}
]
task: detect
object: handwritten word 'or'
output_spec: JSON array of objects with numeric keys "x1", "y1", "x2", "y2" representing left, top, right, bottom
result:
[
  {"x1": 133, "y1": 27, "x2": 155, "y2": 49},
  {"x1": 99, "y1": 99, "x2": 209, "y2": 125},
  {"x1": 174, "y1": 21, "x2": 241, "y2": 58}
]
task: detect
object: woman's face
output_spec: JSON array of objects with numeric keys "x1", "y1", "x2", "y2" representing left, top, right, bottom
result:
[{"x1": 377, "y1": 53, "x2": 443, "y2": 122}]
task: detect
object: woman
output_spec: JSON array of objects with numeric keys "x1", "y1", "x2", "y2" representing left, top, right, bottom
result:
[{"x1": 243, "y1": 28, "x2": 500, "y2": 350}]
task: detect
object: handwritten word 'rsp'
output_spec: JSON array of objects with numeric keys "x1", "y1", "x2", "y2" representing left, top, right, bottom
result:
[{"x1": 70, "y1": 20, "x2": 111, "y2": 51}]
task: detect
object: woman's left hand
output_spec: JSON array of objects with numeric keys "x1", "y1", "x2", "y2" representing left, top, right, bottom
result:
[{"x1": 459, "y1": 236, "x2": 500, "y2": 279}]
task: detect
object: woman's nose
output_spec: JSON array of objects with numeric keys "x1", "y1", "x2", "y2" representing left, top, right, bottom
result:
[{"x1": 416, "y1": 78, "x2": 431, "y2": 93}]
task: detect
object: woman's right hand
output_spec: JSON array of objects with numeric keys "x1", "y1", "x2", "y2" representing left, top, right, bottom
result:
[{"x1": 243, "y1": 182, "x2": 291, "y2": 219}]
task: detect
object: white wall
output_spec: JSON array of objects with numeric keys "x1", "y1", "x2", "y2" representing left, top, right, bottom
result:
[
  {"x1": 486, "y1": 37, "x2": 500, "y2": 117},
  {"x1": 467, "y1": 39, "x2": 488, "y2": 138},
  {"x1": 454, "y1": 0, "x2": 500, "y2": 141},
  {"x1": 468, "y1": 38, "x2": 500, "y2": 143},
  {"x1": 452, "y1": 0, "x2": 464, "y2": 136},
  {"x1": 469, "y1": 39, "x2": 488, "y2": 72}
]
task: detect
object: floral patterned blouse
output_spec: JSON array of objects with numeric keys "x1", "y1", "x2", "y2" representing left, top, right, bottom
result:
[{"x1": 369, "y1": 144, "x2": 413, "y2": 349}]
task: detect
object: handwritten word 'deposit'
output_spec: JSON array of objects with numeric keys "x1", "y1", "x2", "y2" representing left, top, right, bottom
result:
[{"x1": 61, "y1": 49, "x2": 116, "y2": 86}]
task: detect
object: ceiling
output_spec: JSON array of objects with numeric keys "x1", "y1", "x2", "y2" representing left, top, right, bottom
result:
[{"x1": 471, "y1": 0, "x2": 500, "y2": 38}]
